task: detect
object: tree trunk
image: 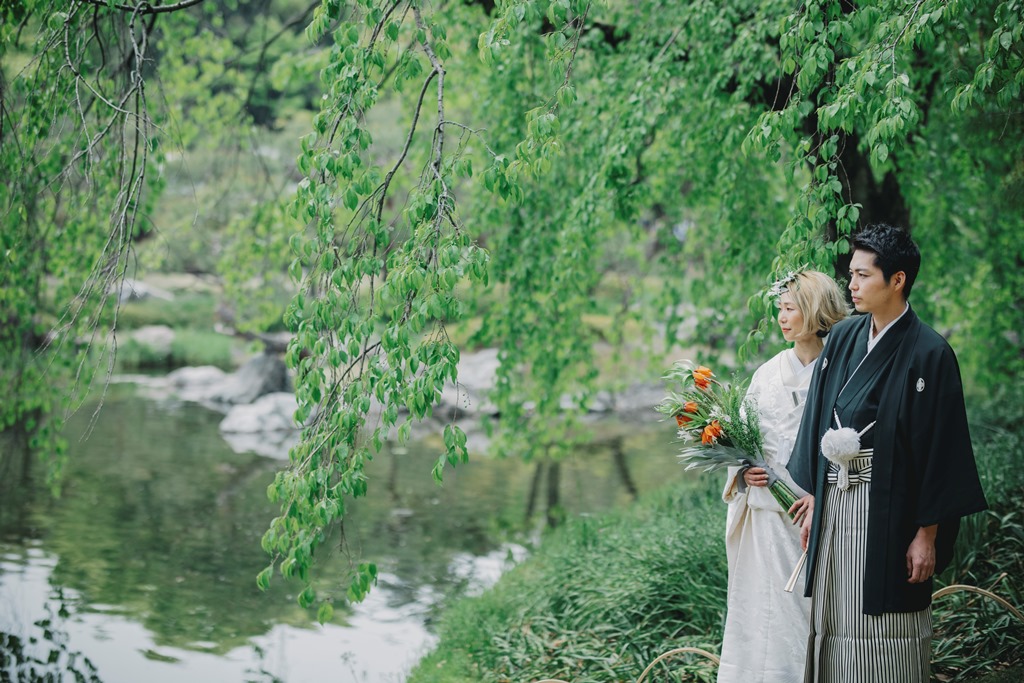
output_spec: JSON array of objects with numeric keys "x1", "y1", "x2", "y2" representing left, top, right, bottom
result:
[
  {"x1": 610, "y1": 438, "x2": 638, "y2": 500},
  {"x1": 839, "y1": 133, "x2": 911, "y2": 231},
  {"x1": 545, "y1": 460, "x2": 562, "y2": 528}
]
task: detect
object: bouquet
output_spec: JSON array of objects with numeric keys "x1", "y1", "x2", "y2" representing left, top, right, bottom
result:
[{"x1": 655, "y1": 360, "x2": 800, "y2": 518}]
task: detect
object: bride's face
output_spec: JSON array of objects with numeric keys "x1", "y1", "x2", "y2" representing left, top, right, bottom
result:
[{"x1": 777, "y1": 291, "x2": 805, "y2": 343}]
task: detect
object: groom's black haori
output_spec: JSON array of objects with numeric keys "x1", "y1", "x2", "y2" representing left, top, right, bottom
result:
[{"x1": 787, "y1": 306, "x2": 987, "y2": 614}]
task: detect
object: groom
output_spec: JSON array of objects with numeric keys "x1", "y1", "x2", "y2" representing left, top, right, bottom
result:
[{"x1": 786, "y1": 223, "x2": 987, "y2": 682}]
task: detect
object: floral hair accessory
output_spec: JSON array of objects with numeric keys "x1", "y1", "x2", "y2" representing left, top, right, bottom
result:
[{"x1": 767, "y1": 265, "x2": 811, "y2": 298}]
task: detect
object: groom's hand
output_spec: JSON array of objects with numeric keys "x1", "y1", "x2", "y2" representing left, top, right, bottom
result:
[
  {"x1": 906, "y1": 525, "x2": 938, "y2": 583},
  {"x1": 788, "y1": 494, "x2": 813, "y2": 526},
  {"x1": 789, "y1": 494, "x2": 814, "y2": 550}
]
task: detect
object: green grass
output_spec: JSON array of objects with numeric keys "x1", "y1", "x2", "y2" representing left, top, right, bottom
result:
[
  {"x1": 930, "y1": 386, "x2": 1024, "y2": 682},
  {"x1": 116, "y1": 293, "x2": 219, "y2": 331},
  {"x1": 115, "y1": 329, "x2": 237, "y2": 371},
  {"x1": 108, "y1": 289, "x2": 249, "y2": 371},
  {"x1": 409, "y1": 482, "x2": 726, "y2": 683},
  {"x1": 168, "y1": 329, "x2": 236, "y2": 369}
]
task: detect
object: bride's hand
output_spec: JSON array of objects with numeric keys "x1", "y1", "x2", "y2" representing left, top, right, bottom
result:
[{"x1": 743, "y1": 467, "x2": 770, "y2": 488}]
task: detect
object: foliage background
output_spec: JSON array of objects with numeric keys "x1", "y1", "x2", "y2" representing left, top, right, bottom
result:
[{"x1": 2, "y1": 0, "x2": 1022, "y2": 667}]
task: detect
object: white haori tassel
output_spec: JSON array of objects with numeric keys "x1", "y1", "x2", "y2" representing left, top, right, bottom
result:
[{"x1": 820, "y1": 411, "x2": 875, "y2": 491}]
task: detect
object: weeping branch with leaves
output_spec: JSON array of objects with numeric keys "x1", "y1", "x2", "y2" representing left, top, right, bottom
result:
[
  {"x1": 260, "y1": 0, "x2": 485, "y2": 612},
  {"x1": 258, "y1": 0, "x2": 1024, "y2": 613},
  {"x1": 1, "y1": 0, "x2": 164, "y2": 483},
  {"x1": 256, "y1": 0, "x2": 598, "y2": 614}
]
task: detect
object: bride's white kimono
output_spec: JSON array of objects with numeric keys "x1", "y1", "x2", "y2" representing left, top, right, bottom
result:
[{"x1": 716, "y1": 349, "x2": 814, "y2": 683}]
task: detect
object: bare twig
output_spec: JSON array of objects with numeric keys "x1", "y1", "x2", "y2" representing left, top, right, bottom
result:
[
  {"x1": 376, "y1": 70, "x2": 438, "y2": 221},
  {"x1": 414, "y1": 6, "x2": 446, "y2": 177}
]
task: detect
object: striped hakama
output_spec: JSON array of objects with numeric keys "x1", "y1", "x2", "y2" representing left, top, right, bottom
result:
[{"x1": 806, "y1": 452, "x2": 932, "y2": 683}]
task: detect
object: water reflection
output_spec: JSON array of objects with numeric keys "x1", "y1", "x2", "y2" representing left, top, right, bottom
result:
[{"x1": 0, "y1": 385, "x2": 683, "y2": 682}]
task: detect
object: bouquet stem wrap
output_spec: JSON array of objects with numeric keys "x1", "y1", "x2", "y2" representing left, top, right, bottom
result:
[{"x1": 746, "y1": 458, "x2": 800, "y2": 520}]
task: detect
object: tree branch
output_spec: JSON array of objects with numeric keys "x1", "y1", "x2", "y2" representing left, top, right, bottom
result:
[{"x1": 80, "y1": 0, "x2": 207, "y2": 15}]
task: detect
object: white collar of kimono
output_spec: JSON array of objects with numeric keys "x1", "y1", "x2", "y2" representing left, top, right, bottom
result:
[
  {"x1": 785, "y1": 347, "x2": 818, "y2": 380},
  {"x1": 866, "y1": 302, "x2": 910, "y2": 355}
]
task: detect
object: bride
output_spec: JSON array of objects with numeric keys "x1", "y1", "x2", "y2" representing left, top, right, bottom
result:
[{"x1": 716, "y1": 270, "x2": 847, "y2": 683}]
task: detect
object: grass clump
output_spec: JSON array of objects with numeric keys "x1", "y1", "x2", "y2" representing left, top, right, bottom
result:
[
  {"x1": 168, "y1": 330, "x2": 236, "y2": 369},
  {"x1": 409, "y1": 483, "x2": 727, "y2": 683},
  {"x1": 111, "y1": 291, "x2": 246, "y2": 371}
]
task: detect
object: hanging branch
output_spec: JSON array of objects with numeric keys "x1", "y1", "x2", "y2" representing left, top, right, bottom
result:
[
  {"x1": 46, "y1": 2, "x2": 158, "y2": 422},
  {"x1": 260, "y1": 0, "x2": 503, "y2": 612}
]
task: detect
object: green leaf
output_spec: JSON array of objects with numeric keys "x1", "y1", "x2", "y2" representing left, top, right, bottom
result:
[
  {"x1": 317, "y1": 601, "x2": 334, "y2": 624},
  {"x1": 256, "y1": 566, "x2": 273, "y2": 591},
  {"x1": 556, "y1": 84, "x2": 576, "y2": 108},
  {"x1": 298, "y1": 585, "x2": 316, "y2": 608},
  {"x1": 344, "y1": 186, "x2": 359, "y2": 210},
  {"x1": 874, "y1": 142, "x2": 889, "y2": 164}
]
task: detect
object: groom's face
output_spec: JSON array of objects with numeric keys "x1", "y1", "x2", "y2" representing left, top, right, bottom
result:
[{"x1": 848, "y1": 249, "x2": 903, "y2": 314}]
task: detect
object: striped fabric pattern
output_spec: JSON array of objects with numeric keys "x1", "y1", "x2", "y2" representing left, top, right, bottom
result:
[{"x1": 806, "y1": 455, "x2": 932, "y2": 683}]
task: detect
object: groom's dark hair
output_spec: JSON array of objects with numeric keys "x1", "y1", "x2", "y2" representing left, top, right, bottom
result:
[{"x1": 851, "y1": 223, "x2": 921, "y2": 299}]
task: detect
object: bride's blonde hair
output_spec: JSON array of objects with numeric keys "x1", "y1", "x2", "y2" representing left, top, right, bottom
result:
[{"x1": 781, "y1": 271, "x2": 849, "y2": 338}]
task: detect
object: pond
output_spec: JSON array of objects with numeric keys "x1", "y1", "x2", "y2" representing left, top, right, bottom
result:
[{"x1": 0, "y1": 384, "x2": 687, "y2": 683}]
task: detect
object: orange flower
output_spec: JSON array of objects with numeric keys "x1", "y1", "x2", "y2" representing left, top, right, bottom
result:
[
  {"x1": 675, "y1": 401, "x2": 700, "y2": 426},
  {"x1": 701, "y1": 420, "x2": 723, "y2": 445},
  {"x1": 693, "y1": 366, "x2": 714, "y2": 390}
]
